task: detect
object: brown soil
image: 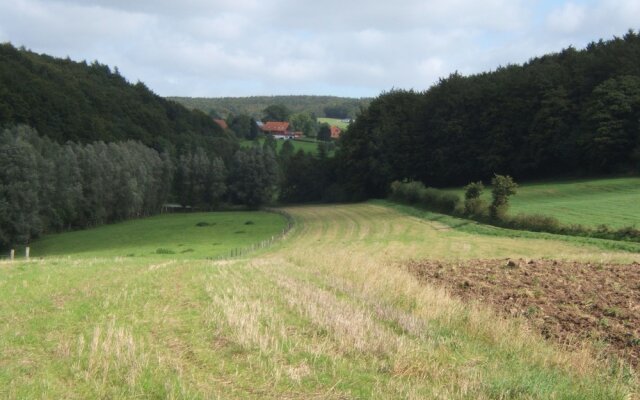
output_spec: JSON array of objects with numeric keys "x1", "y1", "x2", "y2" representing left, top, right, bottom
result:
[{"x1": 406, "y1": 258, "x2": 640, "y2": 366}]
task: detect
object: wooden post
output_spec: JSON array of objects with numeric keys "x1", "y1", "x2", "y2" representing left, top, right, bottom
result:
[
  {"x1": 10, "y1": 249, "x2": 15, "y2": 261},
  {"x1": 25, "y1": 247, "x2": 30, "y2": 260}
]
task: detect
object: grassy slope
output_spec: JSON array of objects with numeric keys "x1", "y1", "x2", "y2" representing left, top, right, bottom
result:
[
  {"x1": 240, "y1": 138, "x2": 322, "y2": 155},
  {"x1": 30, "y1": 212, "x2": 287, "y2": 259},
  {"x1": 445, "y1": 176, "x2": 640, "y2": 228},
  {"x1": 317, "y1": 117, "x2": 350, "y2": 129},
  {"x1": 0, "y1": 204, "x2": 638, "y2": 398}
]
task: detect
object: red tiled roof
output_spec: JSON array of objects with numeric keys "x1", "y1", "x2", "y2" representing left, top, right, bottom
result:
[
  {"x1": 261, "y1": 121, "x2": 289, "y2": 132},
  {"x1": 213, "y1": 119, "x2": 228, "y2": 129},
  {"x1": 330, "y1": 126, "x2": 342, "y2": 138}
]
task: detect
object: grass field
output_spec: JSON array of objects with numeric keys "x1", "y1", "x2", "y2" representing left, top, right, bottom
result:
[
  {"x1": 317, "y1": 117, "x2": 350, "y2": 129},
  {"x1": 445, "y1": 176, "x2": 640, "y2": 228},
  {"x1": 0, "y1": 204, "x2": 638, "y2": 398},
  {"x1": 29, "y1": 212, "x2": 288, "y2": 259},
  {"x1": 240, "y1": 138, "x2": 322, "y2": 154}
]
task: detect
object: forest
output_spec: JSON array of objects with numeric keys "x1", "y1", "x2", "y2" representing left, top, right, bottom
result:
[
  {"x1": 169, "y1": 95, "x2": 370, "y2": 120},
  {"x1": 338, "y1": 31, "x2": 640, "y2": 198},
  {"x1": 0, "y1": 43, "x2": 237, "y2": 160}
]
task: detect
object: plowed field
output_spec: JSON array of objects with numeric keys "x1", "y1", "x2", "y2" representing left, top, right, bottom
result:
[{"x1": 407, "y1": 259, "x2": 640, "y2": 365}]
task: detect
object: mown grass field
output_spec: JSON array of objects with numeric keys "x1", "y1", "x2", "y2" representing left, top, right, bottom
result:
[
  {"x1": 0, "y1": 204, "x2": 638, "y2": 398},
  {"x1": 446, "y1": 176, "x2": 640, "y2": 228},
  {"x1": 317, "y1": 117, "x2": 350, "y2": 129}
]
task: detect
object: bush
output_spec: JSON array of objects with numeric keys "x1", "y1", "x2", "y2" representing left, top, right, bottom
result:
[
  {"x1": 508, "y1": 213, "x2": 561, "y2": 232},
  {"x1": 390, "y1": 181, "x2": 461, "y2": 213},
  {"x1": 490, "y1": 174, "x2": 517, "y2": 220}
]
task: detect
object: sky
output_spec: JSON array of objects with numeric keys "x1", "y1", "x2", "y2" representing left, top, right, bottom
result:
[{"x1": 0, "y1": 0, "x2": 639, "y2": 98}]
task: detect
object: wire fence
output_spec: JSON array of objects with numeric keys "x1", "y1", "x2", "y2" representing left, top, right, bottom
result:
[{"x1": 206, "y1": 208, "x2": 295, "y2": 262}]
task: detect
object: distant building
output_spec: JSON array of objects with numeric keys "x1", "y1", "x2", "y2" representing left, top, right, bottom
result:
[
  {"x1": 330, "y1": 126, "x2": 342, "y2": 139},
  {"x1": 261, "y1": 121, "x2": 301, "y2": 139},
  {"x1": 213, "y1": 119, "x2": 228, "y2": 130}
]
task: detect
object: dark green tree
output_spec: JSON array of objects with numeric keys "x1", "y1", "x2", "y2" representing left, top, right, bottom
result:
[
  {"x1": 489, "y1": 174, "x2": 517, "y2": 220},
  {"x1": 317, "y1": 123, "x2": 331, "y2": 141},
  {"x1": 463, "y1": 181, "x2": 485, "y2": 216},
  {"x1": 0, "y1": 127, "x2": 42, "y2": 246},
  {"x1": 262, "y1": 104, "x2": 291, "y2": 122}
]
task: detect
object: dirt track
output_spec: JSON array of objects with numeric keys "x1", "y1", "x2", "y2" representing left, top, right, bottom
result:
[{"x1": 407, "y1": 258, "x2": 640, "y2": 366}]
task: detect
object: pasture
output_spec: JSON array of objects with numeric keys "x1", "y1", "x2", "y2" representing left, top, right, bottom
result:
[
  {"x1": 1, "y1": 204, "x2": 638, "y2": 398},
  {"x1": 445, "y1": 176, "x2": 640, "y2": 228},
  {"x1": 28, "y1": 211, "x2": 288, "y2": 259},
  {"x1": 317, "y1": 117, "x2": 350, "y2": 129},
  {"x1": 240, "y1": 138, "x2": 323, "y2": 154}
]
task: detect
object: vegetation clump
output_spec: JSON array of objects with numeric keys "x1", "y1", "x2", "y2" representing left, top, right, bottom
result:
[
  {"x1": 155, "y1": 248, "x2": 175, "y2": 254},
  {"x1": 489, "y1": 174, "x2": 518, "y2": 220}
]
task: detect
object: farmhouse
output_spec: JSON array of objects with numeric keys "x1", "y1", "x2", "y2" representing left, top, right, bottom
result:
[
  {"x1": 261, "y1": 121, "x2": 301, "y2": 139},
  {"x1": 330, "y1": 125, "x2": 342, "y2": 139},
  {"x1": 213, "y1": 119, "x2": 228, "y2": 130}
]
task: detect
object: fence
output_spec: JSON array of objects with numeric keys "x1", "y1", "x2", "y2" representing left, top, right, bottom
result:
[
  {"x1": 207, "y1": 208, "x2": 295, "y2": 261},
  {"x1": 0, "y1": 247, "x2": 30, "y2": 262}
]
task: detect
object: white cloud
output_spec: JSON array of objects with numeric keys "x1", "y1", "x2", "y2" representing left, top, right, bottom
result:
[
  {"x1": 547, "y1": 3, "x2": 587, "y2": 33},
  {"x1": 0, "y1": 0, "x2": 638, "y2": 97}
]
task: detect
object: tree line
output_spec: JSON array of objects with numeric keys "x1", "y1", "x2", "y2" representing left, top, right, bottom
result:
[
  {"x1": 0, "y1": 126, "x2": 336, "y2": 249},
  {"x1": 169, "y1": 95, "x2": 370, "y2": 120},
  {"x1": 337, "y1": 31, "x2": 640, "y2": 198}
]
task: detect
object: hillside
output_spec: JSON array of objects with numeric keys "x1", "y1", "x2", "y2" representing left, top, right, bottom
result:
[
  {"x1": 0, "y1": 43, "x2": 235, "y2": 156},
  {"x1": 338, "y1": 32, "x2": 640, "y2": 197},
  {"x1": 168, "y1": 95, "x2": 370, "y2": 119},
  {"x1": 445, "y1": 177, "x2": 640, "y2": 229}
]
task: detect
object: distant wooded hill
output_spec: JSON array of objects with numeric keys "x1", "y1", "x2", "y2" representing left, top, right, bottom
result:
[
  {"x1": 338, "y1": 31, "x2": 640, "y2": 198},
  {"x1": 168, "y1": 95, "x2": 371, "y2": 119},
  {"x1": 0, "y1": 43, "x2": 236, "y2": 158}
]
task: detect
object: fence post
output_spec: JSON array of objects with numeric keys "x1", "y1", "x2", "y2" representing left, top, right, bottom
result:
[
  {"x1": 25, "y1": 247, "x2": 30, "y2": 260},
  {"x1": 10, "y1": 249, "x2": 15, "y2": 261}
]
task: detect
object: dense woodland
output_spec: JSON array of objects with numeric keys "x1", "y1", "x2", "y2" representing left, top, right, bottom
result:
[
  {"x1": 169, "y1": 95, "x2": 370, "y2": 120},
  {"x1": 338, "y1": 31, "x2": 640, "y2": 198},
  {"x1": 0, "y1": 43, "x2": 237, "y2": 160}
]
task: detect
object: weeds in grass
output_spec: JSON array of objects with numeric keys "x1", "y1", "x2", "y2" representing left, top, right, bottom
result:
[{"x1": 155, "y1": 248, "x2": 175, "y2": 254}]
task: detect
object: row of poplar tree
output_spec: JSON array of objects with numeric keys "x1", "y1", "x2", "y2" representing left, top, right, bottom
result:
[{"x1": 0, "y1": 125, "x2": 318, "y2": 248}]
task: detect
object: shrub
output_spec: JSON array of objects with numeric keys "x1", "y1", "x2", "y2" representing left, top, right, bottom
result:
[
  {"x1": 389, "y1": 180, "x2": 460, "y2": 213},
  {"x1": 490, "y1": 174, "x2": 517, "y2": 220},
  {"x1": 509, "y1": 213, "x2": 561, "y2": 232}
]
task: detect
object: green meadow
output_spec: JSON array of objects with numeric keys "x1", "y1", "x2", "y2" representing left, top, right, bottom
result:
[
  {"x1": 317, "y1": 117, "x2": 350, "y2": 129},
  {"x1": 29, "y1": 211, "x2": 288, "y2": 259},
  {"x1": 240, "y1": 138, "x2": 323, "y2": 154},
  {"x1": 445, "y1": 176, "x2": 640, "y2": 228}
]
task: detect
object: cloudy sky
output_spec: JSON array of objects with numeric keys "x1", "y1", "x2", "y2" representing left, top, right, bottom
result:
[{"x1": 0, "y1": 0, "x2": 638, "y2": 98}]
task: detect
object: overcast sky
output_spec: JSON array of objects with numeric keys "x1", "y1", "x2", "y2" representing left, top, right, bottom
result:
[{"x1": 1, "y1": 0, "x2": 638, "y2": 98}]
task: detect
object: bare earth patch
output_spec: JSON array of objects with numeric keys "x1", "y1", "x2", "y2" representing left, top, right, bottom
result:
[{"x1": 406, "y1": 258, "x2": 640, "y2": 366}]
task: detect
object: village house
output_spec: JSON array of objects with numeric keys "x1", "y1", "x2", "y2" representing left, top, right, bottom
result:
[
  {"x1": 261, "y1": 121, "x2": 302, "y2": 139},
  {"x1": 213, "y1": 119, "x2": 228, "y2": 130},
  {"x1": 330, "y1": 125, "x2": 342, "y2": 139}
]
